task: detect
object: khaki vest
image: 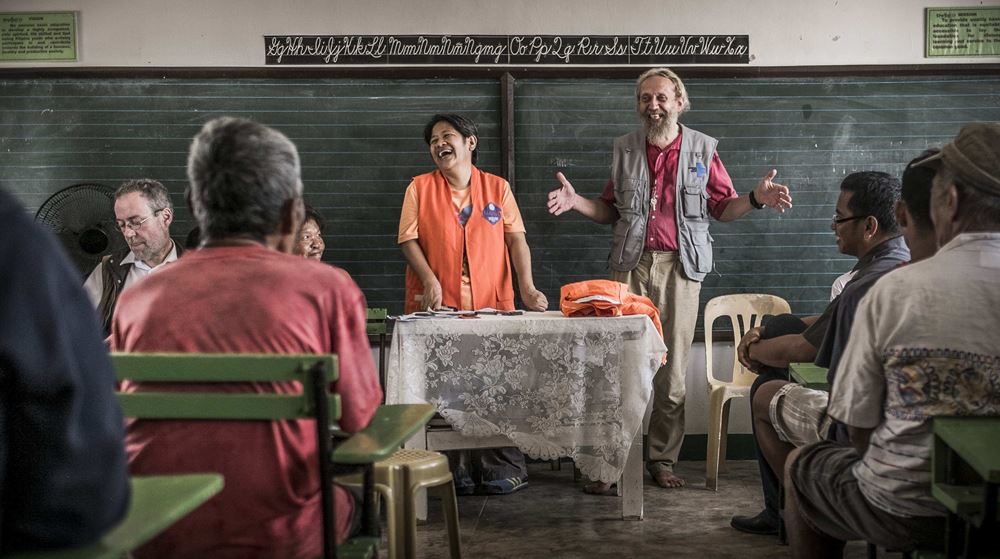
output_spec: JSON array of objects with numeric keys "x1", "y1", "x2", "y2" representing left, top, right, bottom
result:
[{"x1": 608, "y1": 125, "x2": 718, "y2": 282}]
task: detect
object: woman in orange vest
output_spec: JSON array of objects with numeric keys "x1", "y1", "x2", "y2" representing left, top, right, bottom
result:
[
  {"x1": 397, "y1": 113, "x2": 546, "y2": 495},
  {"x1": 398, "y1": 113, "x2": 547, "y2": 314}
]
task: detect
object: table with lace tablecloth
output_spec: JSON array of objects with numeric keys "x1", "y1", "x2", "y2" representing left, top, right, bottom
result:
[{"x1": 385, "y1": 310, "x2": 667, "y2": 520}]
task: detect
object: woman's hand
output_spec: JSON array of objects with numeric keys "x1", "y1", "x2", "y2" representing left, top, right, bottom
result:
[
  {"x1": 422, "y1": 278, "x2": 443, "y2": 310},
  {"x1": 520, "y1": 287, "x2": 548, "y2": 312}
]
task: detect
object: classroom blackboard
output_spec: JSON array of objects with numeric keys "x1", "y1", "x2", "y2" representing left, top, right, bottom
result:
[
  {"x1": 515, "y1": 75, "x2": 1000, "y2": 321},
  {"x1": 1, "y1": 73, "x2": 998, "y2": 320},
  {"x1": 0, "y1": 78, "x2": 501, "y2": 311}
]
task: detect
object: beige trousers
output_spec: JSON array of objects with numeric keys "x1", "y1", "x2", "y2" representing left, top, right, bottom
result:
[{"x1": 612, "y1": 251, "x2": 701, "y2": 474}]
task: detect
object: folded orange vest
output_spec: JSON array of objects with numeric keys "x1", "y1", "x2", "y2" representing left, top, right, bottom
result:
[{"x1": 559, "y1": 279, "x2": 664, "y2": 341}]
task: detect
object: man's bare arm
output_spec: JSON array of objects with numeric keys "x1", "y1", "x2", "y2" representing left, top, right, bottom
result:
[{"x1": 747, "y1": 333, "x2": 817, "y2": 368}]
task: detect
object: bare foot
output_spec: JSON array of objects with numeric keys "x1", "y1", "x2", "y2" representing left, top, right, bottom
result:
[
  {"x1": 582, "y1": 480, "x2": 617, "y2": 496},
  {"x1": 651, "y1": 470, "x2": 685, "y2": 488}
]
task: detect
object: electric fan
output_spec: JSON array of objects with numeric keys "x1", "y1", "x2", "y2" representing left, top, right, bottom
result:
[{"x1": 34, "y1": 183, "x2": 128, "y2": 278}]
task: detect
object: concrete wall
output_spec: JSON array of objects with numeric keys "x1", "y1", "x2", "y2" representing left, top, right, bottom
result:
[{"x1": 2, "y1": 0, "x2": 998, "y2": 68}]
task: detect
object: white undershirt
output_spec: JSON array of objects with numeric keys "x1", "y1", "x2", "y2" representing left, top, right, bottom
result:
[{"x1": 82, "y1": 241, "x2": 178, "y2": 308}]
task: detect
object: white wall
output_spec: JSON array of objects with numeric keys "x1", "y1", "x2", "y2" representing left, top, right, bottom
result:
[{"x1": 2, "y1": 0, "x2": 998, "y2": 68}]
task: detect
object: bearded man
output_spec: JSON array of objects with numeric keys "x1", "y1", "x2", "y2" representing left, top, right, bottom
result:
[
  {"x1": 547, "y1": 67, "x2": 793, "y2": 493},
  {"x1": 83, "y1": 179, "x2": 181, "y2": 335}
]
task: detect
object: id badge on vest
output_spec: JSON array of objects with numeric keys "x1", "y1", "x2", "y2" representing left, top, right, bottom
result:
[{"x1": 482, "y1": 202, "x2": 502, "y2": 225}]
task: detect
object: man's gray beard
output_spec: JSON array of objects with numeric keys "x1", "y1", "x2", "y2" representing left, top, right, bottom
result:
[
  {"x1": 643, "y1": 114, "x2": 676, "y2": 143},
  {"x1": 129, "y1": 241, "x2": 157, "y2": 264}
]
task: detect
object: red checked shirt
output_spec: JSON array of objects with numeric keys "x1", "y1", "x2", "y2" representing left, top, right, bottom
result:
[{"x1": 600, "y1": 132, "x2": 738, "y2": 252}]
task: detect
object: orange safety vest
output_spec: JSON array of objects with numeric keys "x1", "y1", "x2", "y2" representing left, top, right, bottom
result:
[
  {"x1": 404, "y1": 167, "x2": 514, "y2": 313},
  {"x1": 559, "y1": 279, "x2": 665, "y2": 341}
]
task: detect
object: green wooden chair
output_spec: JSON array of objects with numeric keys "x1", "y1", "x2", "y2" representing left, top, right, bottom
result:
[
  {"x1": 6, "y1": 473, "x2": 224, "y2": 559},
  {"x1": 112, "y1": 353, "x2": 434, "y2": 559},
  {"x1": 366, "y1": 308, "x2": 389, "y2": 392}
]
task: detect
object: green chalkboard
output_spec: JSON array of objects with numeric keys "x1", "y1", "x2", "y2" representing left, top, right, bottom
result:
[
  {"x1": 515, "y1": 75, "x2": 1000, "y2": 319},
  {"x1": 1, "y1": 74, "x2": 999, "y2": 318},
  {"x1": 0, "y1": 78, "x2": 501, "y2": 311}
]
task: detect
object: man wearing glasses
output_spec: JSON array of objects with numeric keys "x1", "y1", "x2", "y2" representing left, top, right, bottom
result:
[
  {"x1": 83, "y1": 179, "x2": 180, "y2": 335},
  {"x1": 729, "y1": 171, "x2": 911, "y2": 536}
]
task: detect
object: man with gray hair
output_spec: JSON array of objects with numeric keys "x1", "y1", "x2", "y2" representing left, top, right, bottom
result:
[
  {"x1": 111, "y1": 117, "x2": 382, "y2": 557},
  {"x1": 547, "y1": 67, "x2": 793, "y2": 492},
  {"x1": 83, "y1": 178, "x2": 180, "y2": 335},
  {"x1": 784, "y1": 122, "x2": 1000, "y2": 558}
]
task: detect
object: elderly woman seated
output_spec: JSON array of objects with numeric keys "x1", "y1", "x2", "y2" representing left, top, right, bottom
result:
[{"x1": 294, "y1": 204, "x2": 327, "y2": 260}]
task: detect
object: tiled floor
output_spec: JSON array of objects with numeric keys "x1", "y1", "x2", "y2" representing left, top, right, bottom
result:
[{"x1": 409, "y1": 459, "x2": 869, "y2": 558}]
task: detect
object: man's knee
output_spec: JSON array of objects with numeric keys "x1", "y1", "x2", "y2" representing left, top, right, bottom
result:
[
  {"x1": 784, "y1": 446, "x2": 803, "y2": 489},
  {"x1": 752, "y1": 379, "x2": 788, "y2": 421}
]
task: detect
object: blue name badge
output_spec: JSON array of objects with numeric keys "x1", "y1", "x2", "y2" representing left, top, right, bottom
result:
[
  {"x1": 482, "y1": 202, "x2": 502, "y2": 225},
  {"x1": 691, "y1": 161, "x2": 707, "y2": 178}
]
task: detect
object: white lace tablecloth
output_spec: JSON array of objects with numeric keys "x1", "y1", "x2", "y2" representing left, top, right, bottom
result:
[{"x1": 385, "y1": 311, "x2": 666, "y2": 484}]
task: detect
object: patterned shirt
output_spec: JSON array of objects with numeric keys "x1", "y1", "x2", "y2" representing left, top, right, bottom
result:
[{"x1": 827, "y1": 233, "x2": 1000, "y2": 517}]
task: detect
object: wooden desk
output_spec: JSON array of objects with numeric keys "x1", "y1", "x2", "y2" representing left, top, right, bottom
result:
[
  {"x1": 385, "y1": 311, "x2": 666, "y2": 521},
  {"x1": 789, "y1": 362, "x2": 829, "y2": 392},
  {"x1": 932, "y1": 417, "x2": 1000, "y2": 558},
  {"x1": 9, "y1": 473, "x2": 224, "y2": 559}
]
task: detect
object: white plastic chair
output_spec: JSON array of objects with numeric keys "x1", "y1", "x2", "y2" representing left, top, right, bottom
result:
[{"x1": 704, "y1": 293, "x2": 791, "y2": 490}]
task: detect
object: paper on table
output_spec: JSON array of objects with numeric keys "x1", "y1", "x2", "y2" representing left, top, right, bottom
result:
[
  {"x1": 391, "y1": 309, "x2": 477, "y2": 321},
  {"x1": 431, "y1": 309, "x2": 476, "y2": 317},
  {"x1": 474, "y1": 308, "x2": 524, "y2": 315}
]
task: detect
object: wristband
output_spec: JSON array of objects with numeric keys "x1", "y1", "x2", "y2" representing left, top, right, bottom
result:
[{"x1": 748, "y1": 190, "x2": 765, "y2": 210}]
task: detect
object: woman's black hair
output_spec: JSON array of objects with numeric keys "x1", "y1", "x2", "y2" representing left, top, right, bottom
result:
[{"x1": 303, "y1": 204, "x2": 325, "y2": 233}]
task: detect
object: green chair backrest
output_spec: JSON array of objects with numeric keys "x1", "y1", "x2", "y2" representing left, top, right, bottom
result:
[
  {"x1": 366, "y1": 308, "x2": 388, "y2": 336},
  {"x1": 112, "y1": 352, "x2": 347, "y2": 559},
  {"x1": 113, "y1": 353, "x2": 340, "y2": 422}
]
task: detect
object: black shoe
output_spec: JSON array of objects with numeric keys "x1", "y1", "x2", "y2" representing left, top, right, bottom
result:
[{"x1": 730, "y1": 511, "x2": 779, "y2": 536}]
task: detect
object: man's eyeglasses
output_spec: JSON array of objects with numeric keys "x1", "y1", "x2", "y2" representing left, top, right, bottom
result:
[
  {"x1": 831, "y1": 214, "x2": 866, "y2": 226},
  {"x1": 116, "y1": 208, "x2": 165, "y2": 232}
]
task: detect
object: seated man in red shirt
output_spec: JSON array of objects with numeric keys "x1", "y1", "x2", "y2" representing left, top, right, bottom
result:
[{"x1": 112, "y1": 117, "x2": 382, "y2": 559}]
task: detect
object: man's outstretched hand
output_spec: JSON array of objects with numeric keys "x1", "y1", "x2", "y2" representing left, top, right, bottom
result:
[
  {"x1": 547, "y1": 172, "x2": 578, "y2": 216},
  {"x1": 753, "y1": 169, "x2": 793, "y2": 213}
]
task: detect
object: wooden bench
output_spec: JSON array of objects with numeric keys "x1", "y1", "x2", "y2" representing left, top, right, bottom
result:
[{"x1": 7, "y1": 473, "x2": 223, "y2": 559}]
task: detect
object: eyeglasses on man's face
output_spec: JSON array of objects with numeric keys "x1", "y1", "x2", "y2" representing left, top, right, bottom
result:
[
  {"x1": 831, "y1": 214, "x2": 867, "y2": 227},
  {"x1": 116, "y1": 208, "x2": 165, "y2": 232}
]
